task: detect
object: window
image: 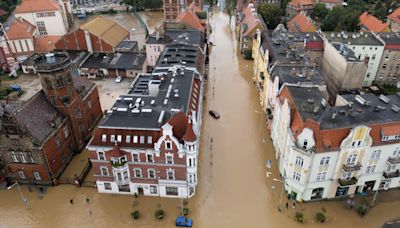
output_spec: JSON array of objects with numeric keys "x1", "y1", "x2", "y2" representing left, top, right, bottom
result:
[
  {"x1": 295, "y1": 156, "x2": 304, "y2": 167},
  {"x1": 75, "y1": 108, "x2": 82, "y2": 119},
  {"x1": 166, "y1": 186, "x2": 178, "y2": 195},
  {"x1": 100, "y1": 167, "x2": 108, "y2": 176},
  {"x1": 148, "y1": 169, "x2": 155, "y2": 178},
  {"x1": 302, "y1": 140, "x2": 308, "y2": 149},
  {"x1": 55, "y1": 136, "x2": 61, "y2": 148},
  {"x1": 366, "y1": 165, "x2": 375, "y2": 174},
  {"x1": 33, "y1": 171, "x2": 41, "y2": 180},
  {"x1": 104, "y1": 183, "x2": 112, "y2": 190},
  {"x1": 385, "y1": 55, "x2": 390, "y2": 61},
  {"x1": 36, "y1": 21, "x2": 47, "y2": 35},
  {"x1": 371, "y1": 150, "x2": 381, "y2": 160},
  {"x1": 150, "y1": 185, "x2": 158, "y2": 194},
  {"x1": 139, "y1": 136, "x2": 145, "y2": 144},
  {"x1": 393, "y1": 148, "x2": 400, "y2": 157},
  {"x1": 293, "y1": 172, "x2": 301, "y2": 182},
  {"x1": 117, "y1": 135, "x2": 122, "y2": 142},
  {"x1": 131, "y1": 153, "x2": 139, "y2": 162},
  {"x1": 133, "y1": 136, "x2": 138, "y2": 143},
  {"x1": 134, "y1": 168, "x2": 142, "y2": 178},
  {"x1": 88, "y1": 100, "x2": 92, "y2": 109},
  {"x1": 10, "y1": 151, "x2": 18, "y2": 162},
  {"x1": 316, "y1": 172, "x2": 326, "y2": 181},
  {"x1": 147, "y1": 136, "x2": 153, "y2": 144},
  {"x1": 366, "y1": 73, "x2": 371, "y2": 78},
  {"x1": 98, "y1": 151, "x2": 105, "y2": 160},
  {"x1": 346, "y1": 154, "x2": 357, "y2": 165},
  {"x1": 166, "y1": 155, "x2": 173, "y2": 165},
  {"x1": 110, "y1": 135, "x2": 115, "y2": 142},
  {"x1": 383, "y1": 64, "x2": 387, "y2": 69},
  {"x1": 342, "y1": 171, "x2": 351, "y2": 179},
  {"x1": 189, "y1": 158, "x2": 192, "y2": 167},
  {"x1": 26, "y1": 152, "x2": 34, "y2": 163},
  {"x1": 165, "y1": 141, "x2": 172, "y2": 150},
  {"x1": 102, "y1": 134, "x2": 107, "y2": 142},
  {"x1": 126, "y1": 135, "x2": 131, "y2": 143},
  {"x1": 372, "y1": 54, "x2": 376, "y2": 60},
  {"x1": 18, "y1": 152, "x2": 26, "y2": 163},
  {"x1": 18, "y1": 170, "x2": 26, "y2": 179},
  {"x1": 167, "y1": 169, "x2": 175, "y2": 180},
  {"x1": 63, "y1": 126, "x2": 69, "y2": 138},
  {"x1": 320, "y1": 157, "x2": 330, "y2": 166},
  {"x1": 147, "y1": 154, "x2": 154, "y2": 163}
]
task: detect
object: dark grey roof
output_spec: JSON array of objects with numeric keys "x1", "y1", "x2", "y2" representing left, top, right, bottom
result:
[
  {"x1": 376, "y1": 32, "x2": 400, "y2": 45},
  {"x1": 287, "y1": 86, "x2": 328, "y2": 122},
  {"x1": 14, "y1": 91, "x2": 64, "y2": 144},
  {"x1": 99, "y1": 68, "x2": 199, "y2": 129},
  {"x1": 324, "y1": 32, "x2": 384, "y2": 46},
  {"x1": 107, "y1": 53, "x2": 146, "y2": 70},
  {"x1": 331, "y1": 43, "x2": 360, "y2": 62},
  {"x1": 116, "y1": 40, "x2": 138, "y2": 51},
  {"x1": 146, "y1": 29, "x2": 202, "y2": 47},
  {"x1": 318, "y1": 93, "x2": 400, "y2": 130},
  {"x1": 270, "y1": 64, "x2": 326, "y2": 87},
  {"x1": 65, "y1": 51, "x2": 91, "y2": 67},
  {"x1": 81, "y1": 53, "x2": 113, "y2": 69},
  {"x1": 156, "y1": 44, "x2": 200, "y2": 68}
]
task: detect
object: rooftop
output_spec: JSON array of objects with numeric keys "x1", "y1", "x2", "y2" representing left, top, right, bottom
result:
[
  {"x1": 376, "y1": 32, "x2": 400, "y2": 46},
  {"x1": 81, "y1": 53, "x2": 113, "y2": 69},
  {"x1": 34, "y1": 35, "x2": 61, "y2": 53},
  {"x1": 176, "y1": 10, "x2": 205, "y2": 32},
  {"x1": 331, "y1": 43, "x2": 360, "y2": 62},
  {"x1": 388, "y1": 7, "x2": 400, "y2": 24},
  {"x1": 359, "y1": 12, "x2": 390, "y2": 32},
  {"x1": 287, "y1": 12, "x2": 317, "y2": 33},
  {"x1": 33, "y1": 52, "x2": 72, "y2": 72},
  {"x1": 116, "y1": 40, "x2": 138, "y2": 52},
  {"x1": 15, "y1": 0, "x2": 60, "y2": 14},
  {"x1": 270, "y1": 64, "x2": 326, "y2": 87},
  {"x1": 99, "y1": 67, "x2": 200, "y2": 129},
  {"x1": 287, "y1": 86, "x2": 327, "y2": 122},
  {"x1": 239, "y1": 4, "x2": 265, "y2": 36},
  {"x1": 107, "y1": 52, "x2": 146, "y2": 70},
  {"x1": 324, "y1": 31, "x2": 384, "y2": 46},
  {"x1": 156, "y1": 44, "x2": 200, "y2": 69},
  {"x1": 146, "y1": 28, "x2": 202, "y2": 46},
  {"x1": 6, "y1": 18, "x2": 36, "y2": 40},
  {"x1": 80, "y1": 16, "x2": 129, "y2": 48}
]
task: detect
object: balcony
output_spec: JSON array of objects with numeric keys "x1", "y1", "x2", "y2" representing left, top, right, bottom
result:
[
  {"x1": 388, "y1": 157, "x2": 400, "y2": 164},
  {"x1": 342, "y1": 163, "x2": 362, "y2": 172},
  {"x1": 111, "y1": 160, "x2": 127, "y2": 168},
  {"x1": 338, "y1": 177, "x2": 358, "y2": 187},
  {"x1": 383, "y1": 170, "x2": 400, "y2": 179}
]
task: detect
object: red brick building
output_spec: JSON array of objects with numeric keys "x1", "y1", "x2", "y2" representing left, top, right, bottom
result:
[
  {"x1": 55, "y1": 16, "x2": 130, "y2": 53},
  {"x1": 0, "y1": 52, "x2": 103, "y2": 185},
  {"x1": 164, "y1": 0, "x2": 204, "y2": 21}
]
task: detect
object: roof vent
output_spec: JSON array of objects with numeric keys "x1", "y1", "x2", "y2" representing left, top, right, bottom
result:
[
  {"x1": 158, "y1": 110, "x2": 165, "y2": 123},
  {"x1": 117, "y1": 108, "x2": 128, "y2": 112},
  {"x1": 321, "y1": 98, "x2": 327, "y2": 108},
  {"x1": 392, "y1": 105, "x2": 400, "y2": 113},
  {"x1": 379, "y1": 94, "x2": 391, "y2": 104},
  {"x1": 331, "y1": 112, "x2": 337, "y2": 120},
  {"x1": 45, "y1": 53, "x2": 56, "y2": 64},
  {"x1": 107, "y1": 110, "x2": 113, "y2": 114},
  {"x1": 131, "y1": 109, "x2": 140, "y2": 114},
  {"x1": 355, "y1": 95, "x2": 366, "y2": 105},
  {"x1": 151, "y1": 100, "x2": 156, "y2": 105},
  {"x1": 307, "y1": 98, "x2": 314, "y2": 104},
  {"x1": 163, "y1": 99, "x2": 168, "y2": 105},
  {"x1": 141, "y1": 109, "x2": 152, "y2": 113}
]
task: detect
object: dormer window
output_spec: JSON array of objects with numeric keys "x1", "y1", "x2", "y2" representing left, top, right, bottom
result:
[
  {"x1": 165, "y1": 141, "x2": 172, "y2": 150},
  {"x1": 302, "y1": 140, "x2": 308, "y2": 150}
]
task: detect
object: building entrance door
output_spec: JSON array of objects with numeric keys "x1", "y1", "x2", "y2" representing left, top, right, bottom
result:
[{"x1": 137, "y1": 187, "x2": 144, "y2": 195}]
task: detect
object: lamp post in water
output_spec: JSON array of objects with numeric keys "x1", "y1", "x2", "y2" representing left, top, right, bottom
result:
[{"x1": 7, "y1": 181, "x2": 29, "y2": 209}]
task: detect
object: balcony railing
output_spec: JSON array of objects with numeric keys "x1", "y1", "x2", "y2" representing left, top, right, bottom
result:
[
  {"x1": 111, "y1": 160, "x2": 127, "y2": 168},
  {"x1": 383, "y1": 170, "x2": 400, "y2": 179},
  {"x1": 388, "y1": 157, "x2": 400, "y2": 164},
  {"x1": 342, "y1": 163, "x2": 362, "y2": 172},
  {"x1": 338, "y1": 177, "x2": 358, "y2": 187}
]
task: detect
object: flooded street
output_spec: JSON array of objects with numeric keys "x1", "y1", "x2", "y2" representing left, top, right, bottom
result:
[{"x1": 1, "y1": 10, "x2": 400, "y2": 228}]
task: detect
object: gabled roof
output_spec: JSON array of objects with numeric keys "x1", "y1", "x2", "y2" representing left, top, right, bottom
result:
[
  {"x1": 388, "y1": 8, "x2": 400, "y2": 25},
  {"x1": 359, "y1": 12, "x2": 390, "y2": 32},
  {"x1": 240, "y1": 5, "x2": 265, "y2": 36},
  {"x1": 287, "y1": 12, "x2": 317, "y2": 33},
  {"x1": 167, "y1": 112, "x2": 189, "y2": 140},
  {"x1": 319, "y1": 0, "x2": 341, "y2": 3},
  {"x1": 80, "y1": 16, "x2": 130, "y2": 48},
  {"x1": 34, "y1": 35, "x2": 61, "y2": 53},
  {"x1": 289, "y1": 0, "x2": 315, "y2": 7},
  {"x1": 6, "y1": 18, "x2": 36, "y2": 40},
  {"x1": 15, "y1": 0, "x2": 60, "y2": 14},
  {"x1": 182, "y1": 122, "x2": 196, "y2": 142},
  {"x1": 176, "y1": 10, "x2": 205, "y2": 33}
]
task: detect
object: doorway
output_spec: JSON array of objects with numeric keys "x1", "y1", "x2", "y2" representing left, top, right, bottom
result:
[
  {"x1": 137, "y1": 187, "x2": 144, "y2": 195},
  {"x1": 311, "y1": 188, "x2": 324, "y2": 200}
]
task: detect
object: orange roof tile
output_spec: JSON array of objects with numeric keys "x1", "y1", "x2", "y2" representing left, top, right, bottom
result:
[
  {"x1": 34, "y1": 35, "x2": 61, "y2": 53},
  {"x1": 388, "y1": 8, "x2": 400, "y2": 24},
  {"x1": 167, "y1": 112, "x2": 189, "y2": 140},
  {"x1": 359, "y1": 12, "x2": 390, "y2": 32},
  {"x1": 240, "y1": 5, "x2": 265, "y2": 36},
  {"x1": 176, "y1": 10, "x2": 205, "y2": 32},
  {"x1": 381, "y1": 125, "x2": 400, "y2": 136},
  {"x1": 15, "y1": 0, "x2": 60, "y2": 14},
  {"x1": 182, "y1": 122, "x2": 197, "y2": 142},
  {"x1": 288, "y1": 12, "x2": 317, "y2": 32},
  {"x1": 289, "y1": 0, "x2": 315, "y2": 7},
  {"x1": 319, "y1": 0, "x2": 341, "y2": 3},
  {"x1": 6, "y1": 18, "x2": 36, "y2": 40}
]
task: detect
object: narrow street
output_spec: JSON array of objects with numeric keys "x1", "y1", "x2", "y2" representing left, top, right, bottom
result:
[{"x1": 0, "y1": 9, "x2": 400, "y2": 228}]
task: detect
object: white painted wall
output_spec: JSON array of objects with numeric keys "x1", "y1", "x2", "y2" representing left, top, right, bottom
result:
[
  {"x1": 146, "y1": 44, "x2": 165, "y2": 67},
  {"x1": 349, "y1": 44, "x2": 384, "y2": 86},
  {"x1": 16, "y1": 10, "x2": 68, "y2": 36}
]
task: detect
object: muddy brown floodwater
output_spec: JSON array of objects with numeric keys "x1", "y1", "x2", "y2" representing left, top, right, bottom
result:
[{"x1": 1, "y1": 10, "x2": 400, "y2": 228}]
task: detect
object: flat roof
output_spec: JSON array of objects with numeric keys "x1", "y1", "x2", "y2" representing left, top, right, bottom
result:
[
  {"x1": 287, "y1": 86, "x2": 327, "y2": 122},
  {"x1": 81, "y1": 53, "x2": 113, "y2": 69},
  {"x1": 146, "y1": 28, "x2": 202, "y2": 46},
  {"x1": 156, "y1": 44, "x2": 200, "y2": 68},
  {"x1": 116, "y1": 40, "x2": 138, "y2": 51},
  {"x1": 270, "y1": 64, "x2": 326, "y2": 87},
  {"x1": 107, "y1": 52, "x2": 146, "y2": 70},
  {"x1": 324, "y1": 32, "x2": 383, "y2": 46},
  {"x1": 99, "y1": 67, "x2": 200, "y2": 129}
]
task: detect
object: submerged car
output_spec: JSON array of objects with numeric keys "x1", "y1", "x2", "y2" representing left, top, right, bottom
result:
[
  {"x1": 115, "y1": 76, "x2": 123, "y2": 83},
  {"x1": 209, "y1": 110, "x2": 220, "y2": 119},
  {"x1": 175, "y1": 216, "x2": 193, "y2": 227}
]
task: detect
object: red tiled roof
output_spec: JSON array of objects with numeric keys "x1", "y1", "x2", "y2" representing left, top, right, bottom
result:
[
  {"x1": 15, "y1": 0, "x2": 60, "y2": 14},
  {"x1": 176, "y1": 10, "x2": 205, "y2": 32},
  {"x1": 388, "y1": 8, "x2": 400, "y2": 24},
  {"x1": 289, "y1": 0, "x2": 315, "y2": 7},
  {"x1": 0, "y1": 8, "x2": 7, "y2": 16},
  {"x1": 34, "y1": 35, "x2": 61, "y2": 53},
  {"x1": 359, "y1": 12, "x2": 390, "y2": 32},
  {"x1": 182, "y1": 122, "x2": 197, "y2": 142},
  {"x1": 240, "y1": 5, "x2": 264, "y2": 36},
  {"x1": 319, "y1": 0, "x2": 341, "y2": 3},
  {"x1": 167, "y1": 112, "x2": 189, "y2": 140},
  {"x1": 6, "y1": 18, "x2": 36, "y2": 40},
  {"x1": 106, "y1": 143, "x2": 126, "y2": 158},
  {"x1": 381, "y1": 125, "x2": 400, "y2": 136},
  {"x1": 287, "y1": 12, "x2": 317, "y2": 32}
]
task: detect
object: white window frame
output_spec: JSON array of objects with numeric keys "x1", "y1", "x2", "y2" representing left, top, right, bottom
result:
[
  {"x1": 165, "y1": 141, "x2": 172, "y2": 150},
  {"x1": 133, "y1": 136, "x2": 138, "y2": 143},
  {"x1": 10, "y1": 151, "x2": 18, "y2": 162},
  {"x1": 167, "y1": 169, "x2": 175, "y2": 180},
  {"x1": 110, "y1": 135, "x2": 115, "y2": 142},
  {"x1": 150, "y1": 185, "x2": 158, "y2": 194},
  {"x1": 126, "y1": 135, "x2": 131, "y2": 143},
  {"x1": 104, "y1": 182, "x2": 112, "y2": 190},
  {"x1": 33, "y1": 171, "x2": 41, "y2": 180},
  {"x1": 98, "y1": 151, "x2": 105, "y2": 160},
  {"x1": 100, "y1": 166, "x2": 109, "y2": 176},
  {"x1": 166, "y1": 154, "x2": 174, "y2": 165},
  {"x1": 102, "y1": 134, "x2": 107, "y2": 142},
  {"x1": 147, "y1": 136, "x2": 153, "y2": 144},
  {"x1": 117, "y1": 135, "x2": 122, "y2": 142},
  {"x1": 134, "y1": 168, "x2": 142, "y2": 178},
  {"x1": 132, "y1": 153, "x2": 140, "y2": 162},
  {"x1": 148, "y1": 169, "x2": 156, "y2": 179},
  {"x1": 295, "y1": 156, "x2": 304, "y2": 167},
  {"x1": 140, "y1": 136, "x2": 145, "y2": 144},
  {"x1": 147, "y1": 153, "x2": 154, "y2": 163},
  {"x1": 293, "y1": 172, "x2": 301, "y2": 182},
  {"x1": 18, "y1": 170, "x2": 26, "y2": 179}
]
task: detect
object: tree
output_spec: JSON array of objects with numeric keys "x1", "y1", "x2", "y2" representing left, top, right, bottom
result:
[
  {"x1": 257, "y1": 3, "x2": 282, "y2": 30},
  {"x1": 226, "y1": 0, "x2": 237, "y2": 25},
  {"x1": 311, "y1": 3, "x2": 329, "y2": 21},
  {"x1": 321, "y1": 6, "x2": 344, "y2": 31},
  {"x1": 373, "y1": 1, "x2": 388, "y2": 20}
]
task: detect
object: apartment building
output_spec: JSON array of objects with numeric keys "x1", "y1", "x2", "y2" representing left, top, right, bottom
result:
[
  {"x1": 286, "y1": 0, "x2": 315, "y2": 19},
  {"x1": 271, "y1": 85, "x2": 400, "y2": 201},
  {"x1": 287, "y1": 12, "x2": 317, "y2": 33},
  {"x1": 374, "y1": 33, "x2": 400, "y2": 86},
  {"x1": 164, "y1": 0, "x2": 203, "y2": 21},
  {"x1": 387, "y1": 8, "x2": 400, "y2": 32}
]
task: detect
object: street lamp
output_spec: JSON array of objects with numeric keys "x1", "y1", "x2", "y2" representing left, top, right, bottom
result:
[
  {"x1": 272, "y1": 178, "x2": 284, "y2": 212},
  {"x1": 7, "y1": 181, "x2": 29, "y2": 209}
]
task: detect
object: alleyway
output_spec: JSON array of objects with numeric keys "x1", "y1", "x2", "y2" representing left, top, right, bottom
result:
[{"x1": 1, "y1": 10, "x2": 400, "y2": 228}]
